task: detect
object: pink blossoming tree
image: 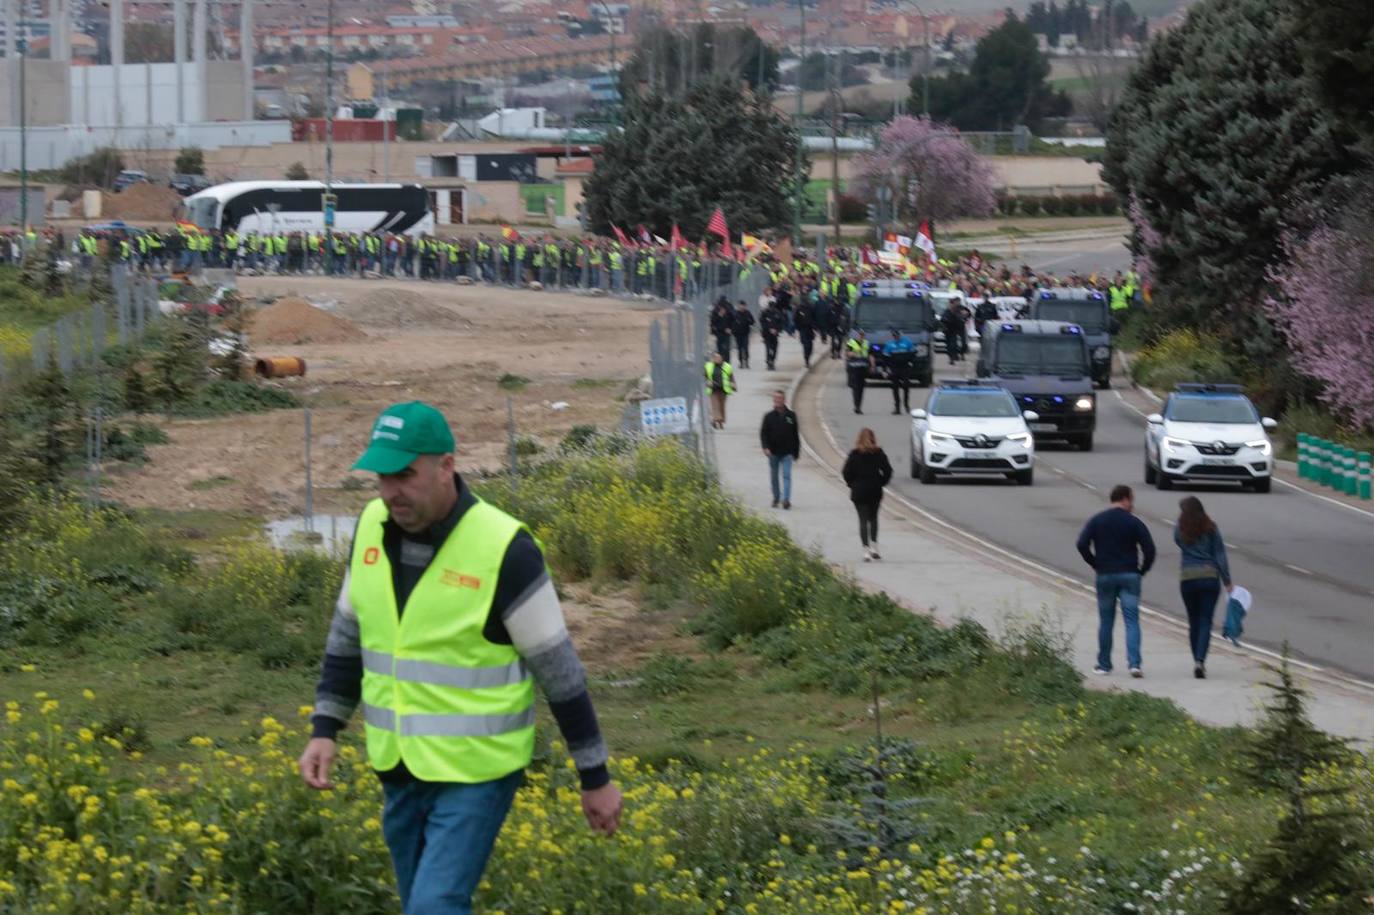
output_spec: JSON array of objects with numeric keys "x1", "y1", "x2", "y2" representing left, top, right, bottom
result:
[
  {"x1": 1265, "y1": 221, "x2": 1374, "y2": 430},
  {"x1": 851, "y1": 116, "x2": 998, "y2": 234}
]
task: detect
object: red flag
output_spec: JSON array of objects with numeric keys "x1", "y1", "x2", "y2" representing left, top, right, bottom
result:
[
  {"x1": 611, "y1": 224, "x2": 630, "y2": 245},
  {"x1": 636, "y1": 224, "x2": 652, "y2": 245},
  {"x1": 670, "y1": 222, "x2": 686, "y2": 251},
  {"x1": 706, "y1": 207, "x2": 729, "y2": 241},
  {"x1": 914, "y1": 221, "x2": 937, "y2": 262}
]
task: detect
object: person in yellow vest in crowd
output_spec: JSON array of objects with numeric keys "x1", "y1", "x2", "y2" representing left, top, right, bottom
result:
[
  {"x1": 705, "y1": 351, "x2": 735, "y2": 429},
  {"x1": 608, "y1": 244, "x2": 624, "y2": 293},
  {"x1": 845, "y1": 329, "x2": 874, "y2": 415},
  {"x1": 300, "y1": 402, "x2": 622, "y2": 914}
]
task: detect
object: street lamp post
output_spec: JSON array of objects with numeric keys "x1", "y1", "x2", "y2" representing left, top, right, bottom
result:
[
  {"x1": 323, "y1": 0, "x2": 334, "y2": 248},
  {"x1": 18, "y1": 13, "x2": 27, "y2": 235},
  {"x1": 590, "y1": 1, "x2": 618, "y2": 123},
  {"x1": 793, "y1": 0, "x2": 805, "y2": 246},
  {"x1": 892, "y1": 1, "x2": 931, "y2": 119}
]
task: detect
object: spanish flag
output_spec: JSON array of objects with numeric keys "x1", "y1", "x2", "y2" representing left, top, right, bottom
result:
[{"x1": 500, "y1": 225, "x2": 519, "y2": 241}]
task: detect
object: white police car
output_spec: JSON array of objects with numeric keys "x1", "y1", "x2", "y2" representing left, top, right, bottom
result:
[
  {"x1": 910, "y1": 381, "x2": 1038, "y2": 485},
  {"x1": 1144, "y1": 383, "x2": 1278, "y2": 493}
]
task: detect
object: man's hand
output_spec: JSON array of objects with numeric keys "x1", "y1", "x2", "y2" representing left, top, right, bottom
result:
[
  {"x1": 582, "y1": 782, "x2": 623, "y2": 836},
  {"x1": 763, "y1": 448, "x2": 772, "y2": 457},
  {"x1": 298, "y1": 737, "x2": 337, "y2": 790}
]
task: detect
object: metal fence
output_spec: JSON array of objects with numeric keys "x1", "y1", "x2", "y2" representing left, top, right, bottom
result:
[
  {"x1": 0, "y1": 265, "x2": 161, "y2": 390},
  {"x1": 637, "y1": 260, "x2": 769, "y2": 471}
]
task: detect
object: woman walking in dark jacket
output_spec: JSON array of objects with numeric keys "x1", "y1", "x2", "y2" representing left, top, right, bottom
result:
[
  {"x1": 1174, "y1": 496, "x2": 1233, "y2": 679},
  {"x1": 842, "y1": 428, "x2": 893, "y2": 561}
]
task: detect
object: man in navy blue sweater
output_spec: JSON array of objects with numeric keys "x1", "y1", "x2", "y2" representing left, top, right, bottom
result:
[{"x1": 1077, "y1": 484, "x2": 1156, "y2": 677}]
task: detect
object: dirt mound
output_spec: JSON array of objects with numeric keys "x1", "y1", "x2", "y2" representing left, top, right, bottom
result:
[
  {"x1": 102, "y1": 183, "x2": 183, "y2": 221},
  {"x1": 248, "y1": 297, "x2": 367, "y2": 345},
  {"x1": 334, "y1": 287, "x2": 472, "y2": 329}
]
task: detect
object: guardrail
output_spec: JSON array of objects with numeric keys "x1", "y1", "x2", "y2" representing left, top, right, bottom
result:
[{"x1": 1298, "y1": 434, "x2": 1371, "y2": 500}]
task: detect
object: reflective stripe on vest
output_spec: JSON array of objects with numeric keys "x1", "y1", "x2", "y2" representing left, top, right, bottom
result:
[{"x1": 349, "y1": 498, "x2": 535, "y2": 783}]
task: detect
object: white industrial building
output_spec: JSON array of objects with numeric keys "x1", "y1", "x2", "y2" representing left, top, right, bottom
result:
[{"x1": 0, "y1": 0, "x2": 287, "y2": 168}]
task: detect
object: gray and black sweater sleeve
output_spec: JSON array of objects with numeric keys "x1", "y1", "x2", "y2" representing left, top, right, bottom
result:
[{"x1": 310, "y1": 531, "x2": 610, "y2": 790}]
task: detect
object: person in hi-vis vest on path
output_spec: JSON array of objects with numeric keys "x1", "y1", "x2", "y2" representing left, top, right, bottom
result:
[{"x1": 299, "y1": 402, "x2": 622, "y2": 914}]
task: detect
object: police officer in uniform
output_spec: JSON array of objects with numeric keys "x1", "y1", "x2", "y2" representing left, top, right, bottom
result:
[
  {"x1": 884, "y1": 328, "x2": 916, "y2": 414},
  {"x1": 846, "y1": 330, "x2": 874, "y2": 414},
  {"x1": 828, "y1": 298, "x2": 851, "y2": 360},
  {"x1": 793, "y1": 298, "x2": 816, "y2": 368},
  {"x1": 760, "y1": 298, "x2": 786, "y2": 371},
  {"x1": 299, "y1": 402, "x2": 622, "y2": 913}
]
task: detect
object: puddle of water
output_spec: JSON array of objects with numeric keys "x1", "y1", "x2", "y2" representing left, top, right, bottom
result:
[{"x1": 265, "y1": 514, "x2": 357, "y2": 553}]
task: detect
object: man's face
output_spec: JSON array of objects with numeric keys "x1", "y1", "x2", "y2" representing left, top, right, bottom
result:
[
  {"x1": 378, "y1": 453, "x2": 455, "y2": 533},
  {"x1": 772, "y1": 393, "x2": 786, "y2": 412}
]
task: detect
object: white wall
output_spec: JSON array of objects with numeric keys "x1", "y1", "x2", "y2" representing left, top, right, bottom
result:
[
  {"x1": 0, "y1": 121, "x2": 292, "y2": 170},
  {"x1": 69, "y1": 60, "x2": 247, "y2": 126}
]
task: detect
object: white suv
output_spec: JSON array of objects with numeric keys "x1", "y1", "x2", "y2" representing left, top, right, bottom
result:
[
  {"x1": 910, "y1": 382, "x2": 1038, "y2": 485},
  {"x1": 1144, "y1": 384, "x2": 1278, "y2": 493}
]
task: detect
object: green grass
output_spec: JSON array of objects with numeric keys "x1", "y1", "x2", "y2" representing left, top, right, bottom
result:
[
  {"x1": 0, "y1": 443, "x2": 1323, "y2": 909},
  {"x1": 498, "y1": 373, "x2": 530, "y2": 391},
  {"x1": 571, "y1": 377, "x2": 622, "y2": 390}
]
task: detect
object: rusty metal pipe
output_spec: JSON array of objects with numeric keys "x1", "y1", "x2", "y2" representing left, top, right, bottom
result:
[{"x1": 254, "y1": 356, "x2": 307, "y2": 378}]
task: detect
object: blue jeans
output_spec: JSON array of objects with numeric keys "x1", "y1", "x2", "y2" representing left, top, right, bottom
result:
[
  {"x1": 381, "y1": 771, "x2": 523, "y2": 914},
  {"x1": 1095, "y1": 572, "x2": 1142, "y2": 670},
  {"x1": 1180, "y1": 578, "x2": 1221, "y2": 664},
  {"x1": 769, "y1": 454, "x2": 794, "y2": 504}
]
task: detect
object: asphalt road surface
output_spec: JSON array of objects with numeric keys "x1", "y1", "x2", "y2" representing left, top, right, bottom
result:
[
  {"x1": 963, "y1": 232, "x2": 1133, "y2": 276},
  {"x1": 810, "y1": 353, "x2": 1374, "y2": 682}
]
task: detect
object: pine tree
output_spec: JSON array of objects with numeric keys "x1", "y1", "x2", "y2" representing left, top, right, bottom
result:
[
  {"x1": 25, "y1": 358, "x2": 80, "y2": 488},
  {"x1": 214, "y1": 292, "x2": 250, "y2": 381},
  {"x1": 584, "y1": 77, "x2": 803, "y2": 239},
  {"x1": 1226, "y1": 646, "x2": 1373, "y2": 913},
  {"x1": 1104, "y1": 0, "x2": 1360, "y2": 351},
  {"x1": 122, "y1": 361, "x2": 153, "y2": 415}
]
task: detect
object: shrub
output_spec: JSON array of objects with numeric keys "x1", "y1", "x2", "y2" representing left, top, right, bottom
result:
[
  {"x1": 1130, "y1": 328, "x2": 1237, "y2": 391},
  {"x1": 695, "y1": 529, "x2": 825, "y2": 646},
  {"x1": 173, "y1": 379, "x2": 299, "y2": 417},
  {"x1": 57, "y1": 146, "x2": 125, "y2": 188},
  {"x1": 174, "y1": 147, "x2": 205, "y2": 175},
  {"x1": 284, "y1": 161, "x2": 310, "y2": 180}
]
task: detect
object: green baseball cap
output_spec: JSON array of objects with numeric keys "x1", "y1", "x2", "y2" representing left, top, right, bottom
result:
[{"x1": 353, "y1": 402, "x2": 456, "y2": 474}]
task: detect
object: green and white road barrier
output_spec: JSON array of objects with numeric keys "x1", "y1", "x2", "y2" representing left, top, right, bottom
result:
[{"x1": 1304, "y1": 437, "x2": 1372, "y2": 499}]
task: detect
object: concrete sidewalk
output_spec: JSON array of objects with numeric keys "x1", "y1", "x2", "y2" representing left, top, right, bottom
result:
[{"x1": 710, "y1": 339, "x2": 1374, "y2": 744}]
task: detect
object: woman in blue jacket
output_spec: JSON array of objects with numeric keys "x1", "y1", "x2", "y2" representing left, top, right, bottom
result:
[{"x1": 1174, "y1": 496, "x2": 1232, "y2": 679}]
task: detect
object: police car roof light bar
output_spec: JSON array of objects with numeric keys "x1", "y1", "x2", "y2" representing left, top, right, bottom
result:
[{"x1": 1174, "y1": 382, "x2": 1245, "y2": 394}]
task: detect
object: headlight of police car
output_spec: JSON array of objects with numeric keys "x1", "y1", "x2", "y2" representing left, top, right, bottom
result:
[
  {"x1": 1245, "y1": 439, "x2": 1273, "y2": 455},
  {"x1": 1073, "y1": 396, "x2": 1094, "y2": 411},
  {"x1": 914, "y1": 343, "x2": 929, "y2": 357},
  {"x1": 1007, "y1": 432, "x2": 1033, "y2": 447},
  {"x1": 1162, "y1": 436, "x2": 1189, "y2": 453},
  {"x1": 927, "y1": 431, "x2": 954, "y2": 445},
  {"x1": 1092, "y1": 346, "x2": 1110, "y2": 359}
]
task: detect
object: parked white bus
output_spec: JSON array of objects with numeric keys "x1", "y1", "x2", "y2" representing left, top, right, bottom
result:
[{"x1": 183, "y1": 181, "x2": 434, "y2": 236}]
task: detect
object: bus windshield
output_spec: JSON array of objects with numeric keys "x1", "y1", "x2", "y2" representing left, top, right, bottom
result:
[{"x1": 186, "y1": 196, "x2": 219, "y2": 232}]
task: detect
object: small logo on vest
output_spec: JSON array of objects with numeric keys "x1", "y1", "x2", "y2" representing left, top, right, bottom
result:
[
  {"x1": 363, "y1": 547, "x2": 380, "y2": 565},
  {"x1": 441, "y1": 569, "x2": 481, "y2": 589}
]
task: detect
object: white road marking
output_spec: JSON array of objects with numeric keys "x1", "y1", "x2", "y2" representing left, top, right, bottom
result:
[
  {"x1": 1285, "y1": 563, "x2": 1314, "y2": 576},
  {"x1": 791, "y1": 360, "x2": 1374, "y2": 696}
]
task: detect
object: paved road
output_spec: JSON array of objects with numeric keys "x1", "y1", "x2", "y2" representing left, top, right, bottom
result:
[
  {"x1": 963, "y1": 232, "x2": 1133, "y2": 276},
  {"x1": 812, "y1": 354, "x2": 1374, "y2": 681}
]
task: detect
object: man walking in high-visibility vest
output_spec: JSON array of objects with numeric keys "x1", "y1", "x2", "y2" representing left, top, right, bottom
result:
[{"x1": 300, "y1": 402, "x2": 622, "y2": 913}]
